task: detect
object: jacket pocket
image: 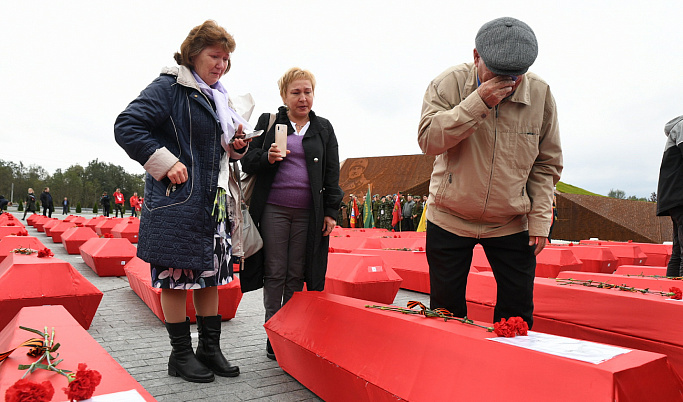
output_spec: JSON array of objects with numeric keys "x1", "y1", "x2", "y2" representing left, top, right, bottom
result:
[
  {"x1": 501, "y1": 131, "x2": 539, "y2": 171},
  {"x1": 145, "y1": 176, "x2": 193, "y2": 211}
]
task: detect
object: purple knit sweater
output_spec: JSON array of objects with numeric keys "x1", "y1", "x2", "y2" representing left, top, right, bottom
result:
[{"x1": 266, "y1": 134, "x2": 312, "y2": 209}]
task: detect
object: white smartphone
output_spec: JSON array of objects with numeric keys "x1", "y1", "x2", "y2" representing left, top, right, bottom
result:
[{"x1": 275, "y1": 124, "x2": 287, "y2": 157}]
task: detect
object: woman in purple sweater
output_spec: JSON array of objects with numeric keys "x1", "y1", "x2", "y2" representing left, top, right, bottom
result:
[{"x1": 240, "y1": 67, "x2": 343, "y2": 360}]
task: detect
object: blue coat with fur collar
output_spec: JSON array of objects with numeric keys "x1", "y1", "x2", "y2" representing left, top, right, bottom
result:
[{"x1": 115, "y1": 66, "x2": 231, "y2": 272}]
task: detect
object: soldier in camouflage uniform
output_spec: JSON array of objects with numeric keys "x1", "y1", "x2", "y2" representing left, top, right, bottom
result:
[
  {"x1": 379, "y1": 195, "x2": 393, "y2": 229},
  {"x1": 372, "y1": 195, "x2": 380, "y2": 227}
]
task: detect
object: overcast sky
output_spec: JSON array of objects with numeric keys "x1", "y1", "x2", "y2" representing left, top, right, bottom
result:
[{"x1": 2, "y1": 0, "x2": 682, "y2": 198}]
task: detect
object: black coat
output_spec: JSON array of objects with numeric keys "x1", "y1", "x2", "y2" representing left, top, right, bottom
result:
[
  {"x1": 39, "y1": 191, "x2": 53, "y2": 211},
  {"x1": 240, "y1": 107, "x2": 343, "y2": 292},
  {"x1": 25, "y1": 193, "x2": 37, "y2": 212}
]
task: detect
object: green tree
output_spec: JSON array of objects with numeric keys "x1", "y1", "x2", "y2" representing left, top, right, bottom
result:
[{"x1": 608, "y1": 189, "x2": 626, "y2": 199}]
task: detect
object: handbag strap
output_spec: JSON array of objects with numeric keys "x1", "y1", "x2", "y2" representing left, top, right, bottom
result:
[{"x1": 233, "y1": 113, "x2": 275, "y2": 191}]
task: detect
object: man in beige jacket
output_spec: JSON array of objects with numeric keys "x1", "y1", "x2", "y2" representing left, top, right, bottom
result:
[{"x1": 418, "y1": 17, "x2": 562, "y2": 328}]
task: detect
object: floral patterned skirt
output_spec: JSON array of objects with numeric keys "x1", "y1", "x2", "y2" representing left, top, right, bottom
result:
[{"x1": 150, "y1": 191, "x2": 234, "y2": 289}]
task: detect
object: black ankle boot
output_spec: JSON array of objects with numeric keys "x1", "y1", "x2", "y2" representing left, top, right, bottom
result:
[
  {"x1": 266, "y1": 339, "x2": 276, "y2": 361},
  {"x1": 165, "y1": 318, "x2": 214, "y2": 383},
  {"x1": 196, "y1": 315, "x2": 240, "y2": 377}
]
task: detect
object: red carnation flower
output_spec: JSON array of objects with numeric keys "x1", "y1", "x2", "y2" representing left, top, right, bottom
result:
[
  {"x1": 37, "y1": 248, "x2": 54, "y2": 258},
  {"x1": 5, "y1": 378, "x2": 55, "y2": 402},
  {"x1": 493, "y1": 318, "x2": 516, "y2": 337},
  {"x1": 63, "y1": 363, "x2": 102, "y2": 402},
  {"x1": 494, "y1": 317, "x2": 529, "y2": 337},
  {"x1": 103, "y1": 233, "x2": 114, "y2": 238},
  {"x1": 670, "y1": 287, "x2": 683, "y2": 300}
]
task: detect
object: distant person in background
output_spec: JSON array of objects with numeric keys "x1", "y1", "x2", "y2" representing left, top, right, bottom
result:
[
  {"x1": 62, "y1": 197, "x2": 69, "y2": 215},
  {"x1": 22, "y1": 188, "x2": 37, "y2": 220},
  {"x1": 40, "y1": 187, "x2": 54, "y2": 218},
  {"x1": 113, "y1": 188, "x2": 125, "y2": 217},
  {"x1": 656, "y1": 115, "x2": 683, "y2": 277},
  {"x1": 548, "y1": 193, "x2": 558, "y2": 243},
  {"x1": 100, "y1": 192, "x2": 111, "y2": 217},
  {"x1": 0, "y1": 194, "x2": 10, "y2": 214},
  {"x1": 130, "y1": 192, "x2": 140, "y2": 217}
]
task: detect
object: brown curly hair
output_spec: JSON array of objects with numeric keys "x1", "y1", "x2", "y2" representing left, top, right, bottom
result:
[{"x1": 174, "y1": 20, "x2": 236, "y2": 75}]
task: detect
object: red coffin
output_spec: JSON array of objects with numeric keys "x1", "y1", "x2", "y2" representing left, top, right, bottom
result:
[
  {"x1": 324, "y1": 253, "x2": 402, "y2": 304},
  {"x1": 124, "y1": 257, "x2": 242, "y2": 323},
  {"x1": 0, "y1": 254, "x2": 103, "y2": 330},
  {"x1": 79, "y1": 237, "x2": 137, "y2": 277},
  {"x1": 95, "y1": 217, "x2": 123, "y2": 236},
  {"x1": 614, "y1": 265, "x2": 667, "y2": 276},
  {"x1": 31, "y1": 216, "x2": 50, "y2": 231},
  {"x1": 60, "y1": 225, "x2": 98, "y2": 254},
  {"x1": 359, "y1": 237, "x2": 425, "y2": 251},
  {"x1": 0, "y1": 235, "x2": 46, "y2": 263},
  {"x1": 329, "y1": 227, "x2": 390, "y2": 237},
  {"x1": 0, "y1": 305, "x2": 155, "y2": 401},
  {"x1": 353, "y1": 248, "x2": 430, "y2": 293},
  {"x1": 557, "y1": 271, "x2": 683, "y2": 294},
  {"x1": 579, "y1": 241, "x2": 648, "y2": 267},
  {"x1": 111, "y1": 217, "x2": 140, "y2": 243},
  {"x1": 26, "y1": 213, "x2": 44, "y2": 226},
  {"x1": 62, "y1": 215, "x2": 86, "y2": 225},
  {"x1": 329, "y1": 236, "x2": 368, "y2": 252},
  {"x1": 534, "y1": 247, "x2": 583, "y2": 278},
  {"x1": 41, "y1": 218, "x2": 60, "y2": 236},
  {"x1": 0, "y1": 214, "x2": 24, "y2": 227},
  {"x1": 549, "y1": 245, "x2": 619, "y2": 274},
  {"x1": 49, "y1": 220, "x2": 80, "y2": 243},
  {"x1": 0, "y1": 225, "x2": 28, "y2": 240},
  {"x1": 464, "y1": 271, "x2": 683, "y2": 375},
  {"x1": 265, "y1": 292, "x2": 683, "y2": 402},
  {"x1": 84, "y1": 215, "x2": 105, "y2": 230}
]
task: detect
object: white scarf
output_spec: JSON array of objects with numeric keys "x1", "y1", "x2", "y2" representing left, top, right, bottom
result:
[{"x1": 192, "y1": 71, "x2": 253, "y2": 151}]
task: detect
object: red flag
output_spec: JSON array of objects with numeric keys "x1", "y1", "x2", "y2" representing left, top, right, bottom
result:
[
  {"x1": 391, "y1": 195, "x2": 401, "y2": 228},
  {"x1": 350, "y1": 198, "x2": 359, "y2": 228}
]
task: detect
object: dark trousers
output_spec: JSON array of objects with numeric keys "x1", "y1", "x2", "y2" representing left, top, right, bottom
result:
[
  {"x1": 114, "y1": 204, "x2": 124, "y2": 217},
  {"x1": 260, "y1": 204, "x2": 309, "y2": 322},
  {"x1": 102, "y1": 205, "x2": 110, "y2": 217},
  {"x1": 667, "y1": 207, "x2": 683, "y2": 277},
  {"x1": 43, "y1": 206, "x2": 52, "y2": 218},
  {"x1": 426, "y1": 221, "x2": 536, "y2": 328}
]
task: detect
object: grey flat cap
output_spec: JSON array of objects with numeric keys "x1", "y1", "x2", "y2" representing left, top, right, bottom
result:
[{"x1": 475, "y1": 17, "x2": 538, "y2": 76}]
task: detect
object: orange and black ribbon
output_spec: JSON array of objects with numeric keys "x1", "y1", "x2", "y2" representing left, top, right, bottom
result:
[
  {"x1": 407, "y1": 301, "x2": 454, "y2": 318},
  {"x1": 0, "y1": 338, "x2": 44, "y2": 364}
]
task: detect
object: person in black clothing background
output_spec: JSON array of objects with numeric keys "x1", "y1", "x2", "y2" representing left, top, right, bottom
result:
[
  {"x1": 40, "y1": 187, "x2": 54, "y2": 218},
  {"x1": 100, "y1": 192, "x2": 111, "y2": 217},
  {"x1": 22, "y1": 188, "x2": 37, "y2": 220}
]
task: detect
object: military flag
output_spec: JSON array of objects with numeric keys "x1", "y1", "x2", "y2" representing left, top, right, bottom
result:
[
  {"x1": 364, "y1": 186, "x2": 375, "y2": 228},
  {"x1": 391, "y1": 194, "x2": 401, "y2": 229},
  {"x1": 350, "y1": 198, "x2": 359, "y2": 228}
]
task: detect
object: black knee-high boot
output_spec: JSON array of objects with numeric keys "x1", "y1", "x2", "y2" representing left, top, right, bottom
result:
[
  {"x1": 165, "y1": 318, "x2": 214, "y2": 383},
  {"x1": 196, "y1": 315, "x2": 240, "y2": 377}
]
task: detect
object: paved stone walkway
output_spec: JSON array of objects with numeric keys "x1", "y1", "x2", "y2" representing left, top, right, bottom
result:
[{"x1": 6, "y1": 210, "x2": 430, "y2": 401}]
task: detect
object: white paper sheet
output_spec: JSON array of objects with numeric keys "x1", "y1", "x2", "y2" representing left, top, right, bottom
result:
[{"x1": 489, "y1": 331, "x2": 631, "y2": 364}]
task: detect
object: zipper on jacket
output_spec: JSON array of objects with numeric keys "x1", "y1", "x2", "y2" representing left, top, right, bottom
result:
[{"x1": 480, "y1": 105, "x2": 498, "y2": 225}]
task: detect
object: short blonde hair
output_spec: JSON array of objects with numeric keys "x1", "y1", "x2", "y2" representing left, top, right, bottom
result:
[
  {"x1": 174, "y1": 20, "x2": 236, "y2": 75},
  {"x1": 278, "y1": 67, "x2": 316, "y2": 101}
]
